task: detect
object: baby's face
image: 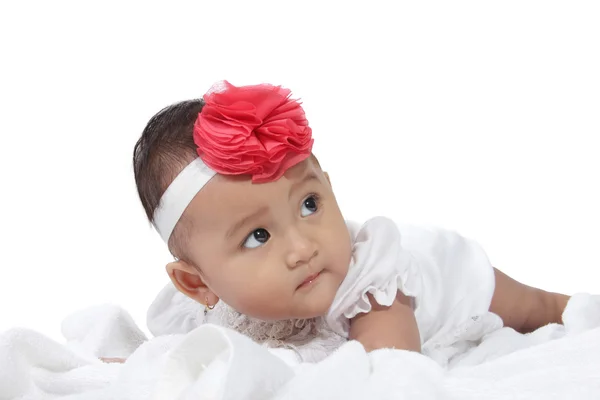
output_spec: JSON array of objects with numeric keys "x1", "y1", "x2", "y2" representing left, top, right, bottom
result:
[{"x1": 182, "y1": 157, "x2": 352, "y2": 320}]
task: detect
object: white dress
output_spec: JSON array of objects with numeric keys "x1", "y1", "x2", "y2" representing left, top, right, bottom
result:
[{"x1": 147, "y1": 217, "x2": 503, "y2": 367}]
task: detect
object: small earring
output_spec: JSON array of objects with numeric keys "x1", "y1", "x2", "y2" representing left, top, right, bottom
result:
[{"x1": 204, "y1": 297, "x2": 215, "y2": 316}]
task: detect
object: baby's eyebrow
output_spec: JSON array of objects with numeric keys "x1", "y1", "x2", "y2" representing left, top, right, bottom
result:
[
  {"x1": 288, "y1": 172, "x2": 320, "y2": 200},
  {"x1": 225, "y1": 205, "x2": 270, "y2": 239}
]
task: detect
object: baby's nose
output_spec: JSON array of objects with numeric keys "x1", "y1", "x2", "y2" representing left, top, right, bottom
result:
[{"x1": 285, "y1": 230, "x2": 318, "y2": 268}]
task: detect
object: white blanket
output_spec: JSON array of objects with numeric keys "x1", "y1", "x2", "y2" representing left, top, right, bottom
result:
[{"x1": 2, "y1": 294, "x2": 600, "y2": 399}]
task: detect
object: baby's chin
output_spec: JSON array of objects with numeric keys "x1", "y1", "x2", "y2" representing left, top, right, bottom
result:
[
  {"x1": 289, "y1": 297, "x2": 334, "y2": 320},
  {"x1": 230, "y1": 283, "x2": 337, "y2": 321}
]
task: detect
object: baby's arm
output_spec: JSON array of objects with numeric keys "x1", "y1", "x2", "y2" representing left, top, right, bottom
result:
[
  {"x1": 490, "y1": 268, "x2": 570, "y2": 333},
  {"x1": 348, "y1": 268, "x2": 570, "y2": 352},
  {"x1": 349, "y1": 291, "x2": 421, "y2": 353}
]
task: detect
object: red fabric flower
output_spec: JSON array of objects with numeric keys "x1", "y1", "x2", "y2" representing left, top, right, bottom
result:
[{"x1": 193, "y1": 81, "x2": 314, "y2": 183}]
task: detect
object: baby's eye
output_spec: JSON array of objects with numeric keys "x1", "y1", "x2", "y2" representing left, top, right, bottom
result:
[
  {"x1": 243, "y1": 228, "x2": 271, "y2": 249},
  {"x1": 301, "y1": 194, "x2": 319, "y2": 217}
]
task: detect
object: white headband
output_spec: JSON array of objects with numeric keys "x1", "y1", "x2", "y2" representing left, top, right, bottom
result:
[{"x1": 152, "y1": 157, "x2": 216, "y2": 242}]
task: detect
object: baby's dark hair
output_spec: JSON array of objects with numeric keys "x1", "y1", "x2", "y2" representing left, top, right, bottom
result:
[{"x1": 133, "y1": 99, "x2": 205, "y2": 257}]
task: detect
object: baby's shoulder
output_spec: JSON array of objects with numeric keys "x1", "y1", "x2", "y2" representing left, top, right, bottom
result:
[{"x1": 348, "y1": 216, "x2": 467, "y2": 246}]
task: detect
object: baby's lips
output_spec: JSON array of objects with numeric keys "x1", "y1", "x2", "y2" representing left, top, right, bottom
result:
[{"x1": 297, "y1": 270, "x2": 323, "y2": 289}]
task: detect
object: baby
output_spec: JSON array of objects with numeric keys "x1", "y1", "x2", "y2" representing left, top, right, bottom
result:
[{"x1": 132, "y1": 81, "x2": 570, "y2": 364}]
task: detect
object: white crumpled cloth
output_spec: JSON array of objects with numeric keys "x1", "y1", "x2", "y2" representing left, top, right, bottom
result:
[{"x1": 2, "y1": 294, "x2": 600, "y2": 399}]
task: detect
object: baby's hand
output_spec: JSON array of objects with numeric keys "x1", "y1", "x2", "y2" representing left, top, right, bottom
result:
[
  {"x1": 551, "y1": 292, "x2": 571, "y2": 324},
  {"x1": 99, "y1": 357, "x2": 126, "y2": 363},
  {"x1": 349, "y1": 291, "x2": 421, "y2": 353},
  {"x1": 490, "y1": 268, "x2": 570, "y2": 333}
]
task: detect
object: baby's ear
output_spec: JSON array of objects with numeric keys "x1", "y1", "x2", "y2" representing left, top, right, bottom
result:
[
  {"x1": 324, "y1": 171, "x2": 331, "y2": 185},
  {"x1": 166, "y1": 260, "x2": 219, "y2": 307}
]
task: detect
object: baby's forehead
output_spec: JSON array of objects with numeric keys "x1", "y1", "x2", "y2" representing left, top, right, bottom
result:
[{"x1": 184, "y1": 158, "x2": 323, "y2": 227}]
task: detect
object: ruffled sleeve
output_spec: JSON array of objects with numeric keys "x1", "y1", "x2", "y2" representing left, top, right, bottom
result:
[
  {"x1": 325, "y1": 217, "x2": 496, "y2": 347},
  {"x1": 326, "y1": 217, "x2": 422, "y2": 337}
]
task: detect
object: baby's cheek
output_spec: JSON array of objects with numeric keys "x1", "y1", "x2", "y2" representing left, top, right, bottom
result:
[
  {"x1": 234, "y1": 292, "x2": 290, "y2": 320},
  {"x1": 225, "y1": 275, "x2": 289, "y2": 320},
  {"x1": 329, "y1": 233, "x2": 352, "y2": 273}
]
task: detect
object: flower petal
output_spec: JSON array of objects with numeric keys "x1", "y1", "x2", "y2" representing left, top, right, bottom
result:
[{"x1": 193, "y1": 81, "x2": 313, "y2": 182}]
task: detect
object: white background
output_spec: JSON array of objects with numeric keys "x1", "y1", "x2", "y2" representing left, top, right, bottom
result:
[{"x1": 1, "y1": 1, "x2": 598, "y2": 342}]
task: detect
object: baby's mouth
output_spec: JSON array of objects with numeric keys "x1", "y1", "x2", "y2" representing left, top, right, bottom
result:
[{"x1": 297, "y1": 271, "x2": 322, "y2": 289}]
